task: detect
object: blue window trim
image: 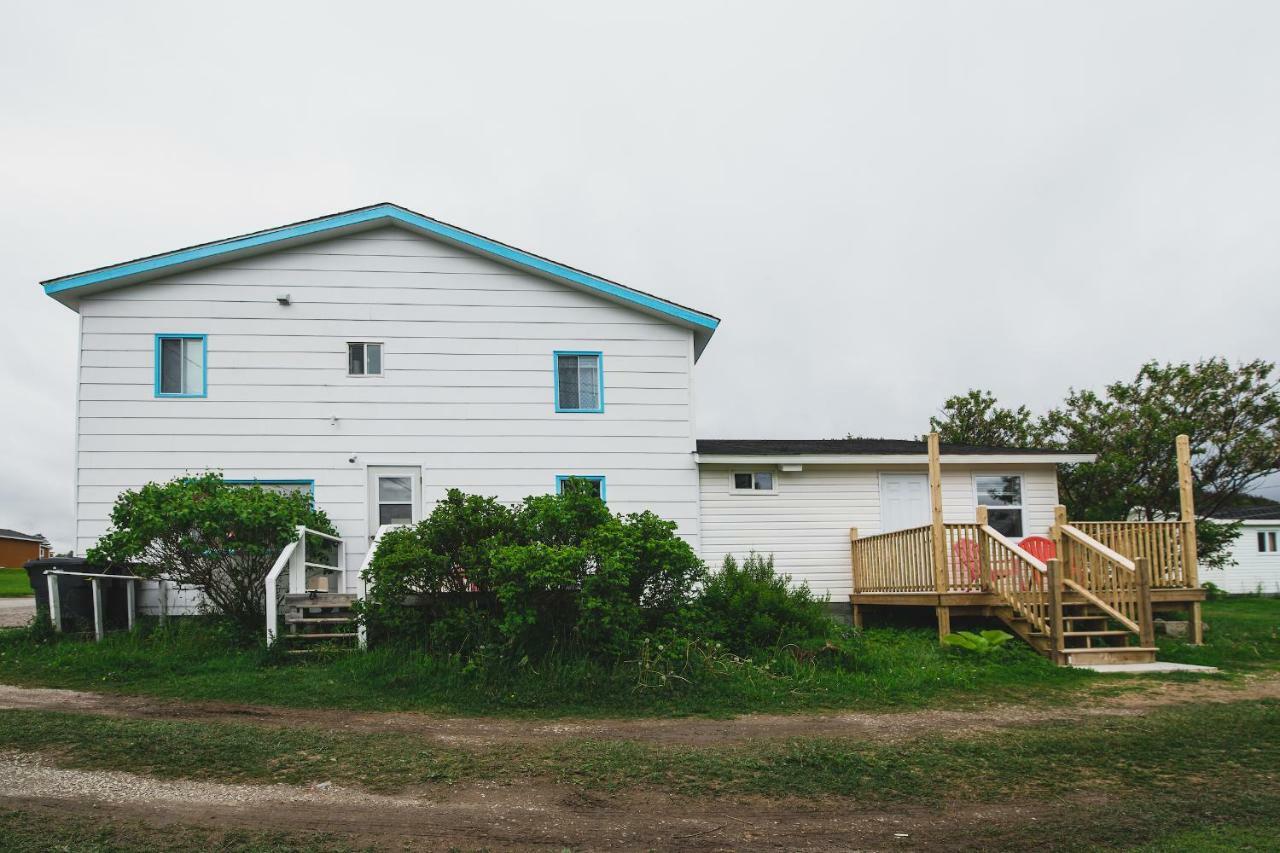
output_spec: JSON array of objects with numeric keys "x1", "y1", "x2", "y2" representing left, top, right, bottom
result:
[
  {"x1": 41, "y1": 203, "x2": 719, "y2": 333},
  {"x1": 224, "y1": 478, "x2": 316, "y2": 498},
  {"x1": 153, "y1": 334, "x2": 208, "y2": 398},
  {"x1": 556, "y1": 475, "x2": 606, "y2": 502},
  {"x1": 553, "y1": 350, "x2": 605, "y2": 413}
]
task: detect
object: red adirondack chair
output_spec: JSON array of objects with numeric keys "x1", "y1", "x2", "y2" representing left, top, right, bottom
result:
[
  {"x1": 1018, "y1": 535, "x2": 1056, "y2": 562},
  {"x1": 951, "y1": 537, "x2": 982, "y2": 586}
]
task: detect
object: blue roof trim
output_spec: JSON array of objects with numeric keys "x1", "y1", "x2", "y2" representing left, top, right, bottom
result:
[{"x1": 42, "y1": 204, "x2": 720, "y2": 332}]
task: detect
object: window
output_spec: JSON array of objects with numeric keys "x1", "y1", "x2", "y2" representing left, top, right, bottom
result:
[
  {"x1": 225, "y1": 479, "x2": 314, "y2": 498},
  {"x1": 1258, "y1": 531, "x2": 1278, "y2": 553},
  {"x1": 376, "y1": 475, "x2": 414, "y2": 525},
  {"x1": 348, "y1": 342, "x2": 383, "y2": 376},
  {"x1": 976, "y1": 475, "x2": 1024, "y2": 538},
  {"x1": 732, "y1": 472, "x2": 775, "y2": 492},
  {"x1": 554, "y1": 351, "x2": 603, "y2": 413},
  {"x1": 556, "y1": 475, "x2": 606, "y2": 501},
  {"x1": 154, "y1": 334, "x2": 206, "y2": 397}
]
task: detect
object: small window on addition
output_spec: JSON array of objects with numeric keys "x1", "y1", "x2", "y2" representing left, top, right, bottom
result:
[
  {"x1": 348, "y1": 342, "x2": 383, "y2": 376},
  {"x1": 976, "y1": 475, "x2": 1024, "y2": 538},
  {"x1": 556, "y1": 475, "x2": 606, "y2": 501},
  {"x1": 732, "y1": 472, "x2": 775, "y2": 492},
  {"x1": 1257, "y1": 531, "x2": 1278, "y2": 553}
]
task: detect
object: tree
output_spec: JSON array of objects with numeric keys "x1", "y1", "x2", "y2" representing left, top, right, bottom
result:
[
  {"x1": 930, "y1": 359, "x2": 1280, "y2": 569},
  {"x1": 89, "y1": 473, "x2": 336, "y2": 635}
]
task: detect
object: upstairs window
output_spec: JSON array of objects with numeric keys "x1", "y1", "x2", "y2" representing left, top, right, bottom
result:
[
  {"x1": 554, "y1": 351, "x2": 603, "y2": 413},
  {"x1": 733, "y1": 472, "x2": 776, "y2": 492},
  {"x1": 556, "y1": 475, "x2": 606, "y2": 501},
  {"x1": 348, "y1": 342, "x2": 383, "y2": 376},
  {"x1": 155, "y1": 334, "x2": 206, "y2": 397},
  {"x1": 1258, "y1": 531, "x2": 1278, "y2": 553},
  {"x1": 976, "y1": 474, "x2": 1024, "y2": 538}
]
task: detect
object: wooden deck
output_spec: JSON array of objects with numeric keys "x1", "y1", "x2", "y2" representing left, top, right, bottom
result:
[{"x1": 846, "y1": 434, "x2": 1204, "y2": 665}]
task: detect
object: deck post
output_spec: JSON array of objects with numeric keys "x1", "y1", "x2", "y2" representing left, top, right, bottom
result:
[
  {"x1": 126, "y1": 579, "x2": 136, "y2": 632},
  {"x1": 1135, "y1": 556, "x2": 1155, "y2": 648},
  {"x1": 1047, "y1": 557, "x2": 1065, "y2": 663},
  {"x1": 927, "y1": 432, "x2": 950, "y2": 640},
  {"x1": 975, "y1": 506, "x2": 992, "y2": 591},
  {"x1": 1051, "y1": 504, "x2": 1068, "y2": 583},
  {"x1": 849, "y1": 527, "x2": 863, "y2": 629},
  {"x1": 1176, "y1": 434, "x2": 1203, "y2": 644}
]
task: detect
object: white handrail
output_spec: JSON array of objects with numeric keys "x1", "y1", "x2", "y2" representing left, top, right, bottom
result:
[
  {"x1": 264, "y1": 539, "x2": 299, "y2": 647},
  {"x1": 355, "y1": 524, "x2": 403, "y2": 650}
]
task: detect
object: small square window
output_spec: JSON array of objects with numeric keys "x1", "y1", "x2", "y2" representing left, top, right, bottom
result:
[
  {"x1": 155, "y1": 335, "x2": 206, "y2": 397},
  {"x1": 732, "y1": 472, "x2": 776, "y2": 492},
  {"x1": 348, "y1": 342, "x2": 383, "y2": 376},
  {"x1": 554, "y1": 352, "x2": 603, "y2": 413},
  {"x1": 976, "y1": 475, "x2": 1024, "y2": 538},
  {"x1": 1259, "y1": 531, "x2": 1278, "y2": 553}
]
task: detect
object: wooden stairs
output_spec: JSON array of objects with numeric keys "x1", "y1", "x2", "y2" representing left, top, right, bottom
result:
[
  {"x1": 282, "y1": 592, "x2": 358, "y2": 653},
  {"x1": 996, "y1": 596, "x2": 1158, "y2": 667}
]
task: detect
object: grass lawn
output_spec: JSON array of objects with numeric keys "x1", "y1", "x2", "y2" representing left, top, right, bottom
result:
[
  {"x1": 0, "y1": 597, "x2": 1274, "y2": 718},
  {"x1": 0, "y1": 567, "x2": 33, "y2": 597}
]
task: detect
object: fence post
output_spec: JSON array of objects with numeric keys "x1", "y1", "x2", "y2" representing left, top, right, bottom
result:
[
  {"x1": 91, "y1": 578, "x2": 104, "y2": 642},
  {"x1": 46, "y1": 572, "x2": 62, "y2": 632},
  {"x1": 1176, "y1": 434, "x2": 1203, "y2": 644},
  {"x1": 975, "y1": 506, "x2": 992, "y2": 591},
  {"x1": 927, "y1": 432, "x2": 950, "y2": 641},
  {"x1": 1047, "y1": 557, "x2": 1065, "y2": 663},
  {"x1": 1135, "y1": 556, "x2": 1155, "y2": 648},
  {"x1": 126, "y1": 579, "x2": 136, "y2": 631}
]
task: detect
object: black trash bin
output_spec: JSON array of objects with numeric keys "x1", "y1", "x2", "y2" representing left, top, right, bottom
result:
[{"x1": 24, "y1": 557, "x2": 135, "y2": 633}]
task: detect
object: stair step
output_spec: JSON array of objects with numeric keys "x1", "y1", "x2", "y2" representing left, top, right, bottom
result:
[
  {"x1": 286, "y1": 632, "x2": 357, "y2": 641},
  {"x1": 1063, "y1": 630, "x2": 1135, "y2": 638},
  {"x1": 1061, "y1": 646, "x2": 1159, "y2": 666},
  {"x1": 285, "y1": 614, "x2": 355, "y2": 625},
  {"x1": 284, "y1": 593, "x2": 356, "y2": 608}
]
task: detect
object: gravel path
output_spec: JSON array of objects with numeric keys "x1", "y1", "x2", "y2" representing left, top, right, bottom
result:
[{"x1": 0, "y1": 597, "x2": 34, "y2": 628}]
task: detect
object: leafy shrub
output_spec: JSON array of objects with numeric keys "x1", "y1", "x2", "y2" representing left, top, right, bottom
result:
[
  {"x1": 942, "y1": 629, "x2": 1013, "y2": 656},
  {"x1": 360, "y1": 480, "x2": 706, "y2": 657},
  {"x1": 694, "y1": 553, "x2": 834, "y2": 655},
  {"x1": 89, "y1": 473, "x2": 335, "y2": 637}
]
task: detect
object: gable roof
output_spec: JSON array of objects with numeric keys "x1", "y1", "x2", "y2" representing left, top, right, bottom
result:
[
  {"x1": 42, "y1": 202, "x2": 721, "y2": 355},
  {"x1": 695, "y1": 438, "x2": 1096, "y2": 464},
  {"x1": 0, "y1": 528, "x2": 48, "y2": 544}
]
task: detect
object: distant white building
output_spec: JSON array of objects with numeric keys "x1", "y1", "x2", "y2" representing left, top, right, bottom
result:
[{"x1": 1203, "y1": 505, "x2": 1280, "y2": 596}]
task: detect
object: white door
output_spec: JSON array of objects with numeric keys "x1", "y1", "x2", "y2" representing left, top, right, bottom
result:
[
  {"x1": 880, "y1": 474, "x2": 930, "y2": 532},
  {"x1": 367, "y1": 466, "x2": 422, "y2": 539}
]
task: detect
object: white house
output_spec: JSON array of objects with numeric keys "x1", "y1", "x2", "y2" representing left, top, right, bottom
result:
[
  {"x1": 43, "y1": 203, "x2": 1089, "y2": 616},
  {"x1": 1202, "y1": 505, "x2": 1280, "y2": 595}
]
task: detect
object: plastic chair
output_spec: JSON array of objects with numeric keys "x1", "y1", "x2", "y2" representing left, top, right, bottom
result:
[
  {"x1": 1018, "y1": 535, "x2": 1056, "y2": 562},
  {"x1": 951, "y1": 537, "x2": 982, "y2": 586}
]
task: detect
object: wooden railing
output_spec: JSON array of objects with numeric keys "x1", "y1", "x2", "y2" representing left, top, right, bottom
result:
[
  {"x1": 1058, "y1": 524, "x2": 1154, "y2": 647},
  {"x1": 978, "y1": 525, "x2": 1050, "y2": 635},
  {"x1": 851, "y1": 524, "x2": 935, "y2": 592},
  {"x1": 1070, "y1": 520, "x2": 1189, "y2": 588}
]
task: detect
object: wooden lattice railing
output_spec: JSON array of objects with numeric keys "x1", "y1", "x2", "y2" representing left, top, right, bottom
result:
[
  {"x1": 978, "y1": 525, "x2": 1050, "y2": 634},
  {"x1": 851, "y1": 524, "x2": 935, "y2": 592},
  {"x1": 1059, "y1": 524, "x2": 1154, "y2": 646}
]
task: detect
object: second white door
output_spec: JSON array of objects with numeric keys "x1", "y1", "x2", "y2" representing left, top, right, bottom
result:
[{"x1": 879, "y1": 474, "x2": 930, "y2": 532}]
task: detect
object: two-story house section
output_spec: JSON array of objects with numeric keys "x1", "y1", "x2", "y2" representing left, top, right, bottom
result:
[{"x1": 42, "y1": 203, "x2": 718, "y2": 607}]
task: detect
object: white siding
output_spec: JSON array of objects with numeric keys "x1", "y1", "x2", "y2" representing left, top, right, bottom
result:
[
  {"x1": 74, "y1": 226, "x2": 699, "y2": 611},
  {"x1": 1204, "y1": 523, "x2": 1280, "y2": 595},
  {"x1": 698, "y1": 463, "x2": 1062, "y2": 598}
]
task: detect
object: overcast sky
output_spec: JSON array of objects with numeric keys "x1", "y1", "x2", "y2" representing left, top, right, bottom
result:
[{"x1": 4, "y1": 1, "x2": 1279, "y2": 550}]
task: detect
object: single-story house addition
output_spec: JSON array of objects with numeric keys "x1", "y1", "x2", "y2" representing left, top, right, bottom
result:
[
  {"x1": 1201, "y1": 505, "x2": 1280, "y2": 595},
  {"x1": 42, "y1": 203, "x2": 1206, "y2": 663}
]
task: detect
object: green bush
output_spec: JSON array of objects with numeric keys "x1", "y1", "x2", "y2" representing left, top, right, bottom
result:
[
  {"x1": 88, "y1": 473, "x2": 335, "y2": 638},
  {"x1": 694, "y1": 553, "x2": 835, "y2": 655},
  {"x1": 360, "y1": 480, "x2": 706, "y2": 657}
]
